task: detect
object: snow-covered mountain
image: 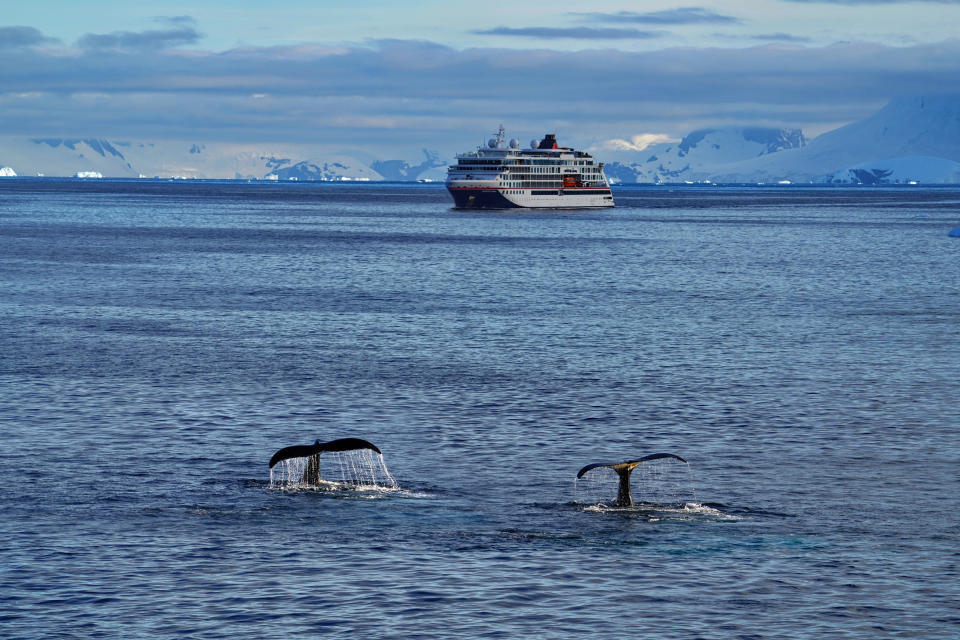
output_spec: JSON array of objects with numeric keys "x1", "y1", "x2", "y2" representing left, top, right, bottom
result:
[
  {"x1": 273, "y1": 158, "x2": 383, "y2": 182},
  {"x1": 604, "y1": 127, "x2": 806, "y2": 183},
  {"x1": 808, "y1": 96, "x2": 960, "y2": 168},
  {"x1": 371, "y1": 149, "x2": 445, "y2": 181},
  {"x1": 0, "y1": 137, "x2": 445, "y2": 181},
  {"x1": 712, "y1": 95, "x2": 960, "y2": 183},
  {"x1": 605, "y1": 95, "x2": 960, "y2": 184}
]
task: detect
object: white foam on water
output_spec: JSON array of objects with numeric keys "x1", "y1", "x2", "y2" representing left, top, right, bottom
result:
[
  {"x1": 676, "y1": 502, "x2": 728, "y2": 517},
  {"x1": 653, "y1": 502, "x2": 742, "y2": 521},
  {"x1": 582, "y1": 504, "x2": 613, "y2": 513},
  {"x1": 580, "y1": 501, "x2": 742, "y2": 521}
]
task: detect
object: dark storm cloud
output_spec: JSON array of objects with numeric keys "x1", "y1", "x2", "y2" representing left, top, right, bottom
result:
[
  {"x1": 0, "y1": 26, "x2": 59, "y2": 48},
  {"x1": 472, "y1": 26, "x2": 666, "y2": 39},
  {"x1": 577, "y1": 7, "x2": 742, "y2": 25},
  {"x1": 2, "y1": 36, "x2": 959, "y2": 146}
]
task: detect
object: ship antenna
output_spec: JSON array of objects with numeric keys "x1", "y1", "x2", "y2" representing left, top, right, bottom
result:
[{"x1": 495, "y1": 124, "x2": 506, "y2": 148}]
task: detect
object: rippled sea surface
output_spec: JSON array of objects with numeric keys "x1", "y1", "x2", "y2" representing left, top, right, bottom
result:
[{"x1": 2, "y1": 180, "x2": 959, "y2": 638}]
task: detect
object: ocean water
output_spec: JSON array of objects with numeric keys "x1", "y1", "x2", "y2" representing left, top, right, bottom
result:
[{"x1": 1, "y1": 179, "x2": 958, "y2": 638}]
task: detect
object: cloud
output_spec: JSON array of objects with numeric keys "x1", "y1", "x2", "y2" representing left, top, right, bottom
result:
[
  {"x1": 714, "y1": 32, "x2": 813, "y2": 43},
  {"x1": 2, "y1": 35, "x2": 960, "y2": 152},
  {"x1": 0, "y1": 26, "x2": 59, "y2": 49},
  {"x1": 577, "y1": 7, "x2": 741, "y2": 25},
  {"x1": 472, "y1": 26, "x2": 666, "y2": 39},
  {"x1": 748, "y1": 33, "x2": 813, "y2": 43},
  {"x1": 77, "y1": 21, "x2": 202, "y2": 51},
  {"x1": 153, "y1": 16, "x2": 197, "y2": 26},
  {"x1": 594, "y1": 133, "x2": 681, "y2": 152}
]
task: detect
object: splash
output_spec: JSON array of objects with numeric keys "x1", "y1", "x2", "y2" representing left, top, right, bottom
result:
[
  {"x1": 581, "y1": 501, "x2": 741, "y2": 521},
  {"x1": 269, "y1": 448, "x2": 398, "y2": 491},
  {"x1": 574, "y1": 456, "x2": 696, "y2": 508}
]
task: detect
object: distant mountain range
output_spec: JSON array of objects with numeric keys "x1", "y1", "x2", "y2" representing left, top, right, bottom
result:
[
  {"x1": 0, "y1": 138, "x2": 447, "y2": 182},
  {"x1": 2, "y1": 96, "x2": 959, "y2": 183}
]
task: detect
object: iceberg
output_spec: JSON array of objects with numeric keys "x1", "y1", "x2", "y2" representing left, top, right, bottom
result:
[
  {"x1": 0, "y1": 166, "x2": 16, "y2": 177},
  {"x1": 74, "y1": 171, "x2": 103, "y2": 178}
]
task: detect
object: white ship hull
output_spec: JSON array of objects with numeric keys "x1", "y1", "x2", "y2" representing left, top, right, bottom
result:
[{"x1": 447, "y1": 185, "x2": 613, "y2": 209}]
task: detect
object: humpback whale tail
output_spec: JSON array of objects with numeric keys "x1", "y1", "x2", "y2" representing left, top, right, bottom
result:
[
  {"x1": 269, "y1": 437, "x2": 381, "y2": 469},
  {"x1": 576, "y1": 453, "x2": 687, "y2": 507},
  {"x1": 269, "y1": 438, "x2": 385, "y2": 486}
]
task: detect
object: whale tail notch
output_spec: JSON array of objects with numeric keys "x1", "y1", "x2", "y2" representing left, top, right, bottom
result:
[
  {"x1": 576, "y1": 453, "x2": 687, "y2": 507},
  {"x1": 268, "y1": 437, "x2": 382, "y2": 469}
]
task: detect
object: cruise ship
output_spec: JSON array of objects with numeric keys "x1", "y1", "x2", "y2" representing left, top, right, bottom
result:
[{"x1": 446, "y1": 126, "x2": 614, "y2": 209}]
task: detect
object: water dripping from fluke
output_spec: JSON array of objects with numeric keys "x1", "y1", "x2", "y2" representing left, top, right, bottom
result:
[
  {"x1": 268, "y1": 438, "x2": 398, "y2": 493},
  {"x1": 574, "y1": 453, "x2": 701, "y2": 513}
]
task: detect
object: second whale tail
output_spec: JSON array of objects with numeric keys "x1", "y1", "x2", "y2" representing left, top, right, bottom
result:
[{"x1": 577, "y1": 453, "x2": 687, "y2": 507}]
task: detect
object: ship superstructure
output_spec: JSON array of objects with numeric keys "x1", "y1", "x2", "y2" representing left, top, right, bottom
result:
[{"x1": 445, "y1": 126, "x2": 614, "y2": 209}]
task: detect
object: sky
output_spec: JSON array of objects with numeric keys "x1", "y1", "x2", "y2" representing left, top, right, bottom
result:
[{"x1": 2, "y1": 0, "x2": 960, "y2": 157}]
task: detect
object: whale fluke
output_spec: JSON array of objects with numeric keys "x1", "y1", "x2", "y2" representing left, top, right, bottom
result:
[
  {"x1": 576, "y1": 453, "x2": 687, "y2": 507},
  {"x1": 269, "y1": 444, "x2": 321, "y2": 468},
  {"x1": 268, "y1": 437, "x2": 382, "y2": 469},
  {"x1": 576, "y1": 453, "x2": 687, "y2": 479}
]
